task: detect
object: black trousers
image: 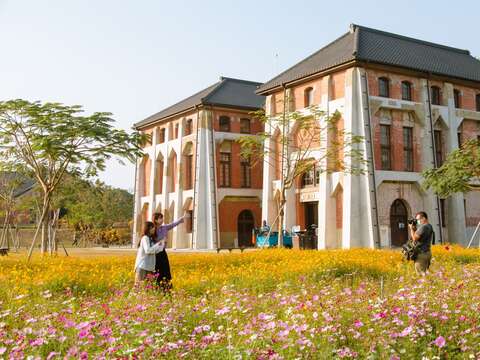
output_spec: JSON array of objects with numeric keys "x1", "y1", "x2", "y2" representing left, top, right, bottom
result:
[{"x1": 154, "y1": 250, "x2": 172, "y2": 292}]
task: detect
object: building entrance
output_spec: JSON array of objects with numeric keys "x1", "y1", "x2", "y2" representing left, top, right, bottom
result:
[{"x1": 304, "y1": 202, "x2": 318, "y2": 229}]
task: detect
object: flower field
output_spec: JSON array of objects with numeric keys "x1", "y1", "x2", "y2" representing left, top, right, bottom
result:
[{"x1": 0, "y1": 246, "x2": 479, "y2": 359}]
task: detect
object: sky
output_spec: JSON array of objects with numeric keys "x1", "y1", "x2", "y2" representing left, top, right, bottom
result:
[{"x1": 0, "y1": 0, "x2": 478, "y2": 191}]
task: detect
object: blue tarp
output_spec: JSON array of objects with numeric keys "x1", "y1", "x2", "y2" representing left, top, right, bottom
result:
[{"x1": 256, "y1": 231, "x2": 293, "y2": 248}]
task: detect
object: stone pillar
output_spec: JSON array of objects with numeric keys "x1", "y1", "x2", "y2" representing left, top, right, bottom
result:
[
  {"x1": 132, "y1": 157, "x2": 142, "y2": 247},
  {"x1": 444, "y1": 83, "x2": 467, "y2": 245},
  {"x1": 342, "y1": 68, "x2": 376, "y2": 248},
  {"x1": 192, "y1": 109, "x2": 217, "y2": 249},
  {"x1": 148, "y1": 128, "x2": 158, "y2": 221},
  {"x1": 262, "y1": 95, "x2": 277, "y2": 227},
  {"x1": 317, "y1": 76, "x2": 333, "y2": 249},
  {"x1": 173, "y1": 150, "x2": 184, "y2": 249}
]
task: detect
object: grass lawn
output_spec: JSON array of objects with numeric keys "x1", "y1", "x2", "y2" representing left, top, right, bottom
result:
[{"x1": 0, "y1": 246, "x2": 479, "y2": 359}]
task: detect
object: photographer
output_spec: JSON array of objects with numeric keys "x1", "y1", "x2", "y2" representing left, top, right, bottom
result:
[{"x1": 408, "y1": 211, "x2": 434, "y2": 276}]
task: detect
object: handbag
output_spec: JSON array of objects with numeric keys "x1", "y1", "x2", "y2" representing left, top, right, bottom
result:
[{"x1": 402, "y1": 240, "x2": 420, "y2": 261}]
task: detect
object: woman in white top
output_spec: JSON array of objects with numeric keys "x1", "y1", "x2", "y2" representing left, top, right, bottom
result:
[{"x1": 134, "y1": 221, "x2": 165, "y2": 284}]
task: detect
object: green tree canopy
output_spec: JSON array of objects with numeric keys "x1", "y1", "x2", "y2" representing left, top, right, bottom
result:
[
  {"x1": 0, "y1": 99, "x2": 146, "y2": 258},
  {"x1": 422, "y1": 139, "x2": 480, "y2": 197}
]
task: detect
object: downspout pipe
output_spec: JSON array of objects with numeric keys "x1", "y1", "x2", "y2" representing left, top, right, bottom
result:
[{"x1": 362, "y1": 70, "x2": 382, "y2": 249}]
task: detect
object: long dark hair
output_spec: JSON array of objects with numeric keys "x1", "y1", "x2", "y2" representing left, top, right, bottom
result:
[{"x1": 138, "y1": 221, "x2": 155, "y2": 247}]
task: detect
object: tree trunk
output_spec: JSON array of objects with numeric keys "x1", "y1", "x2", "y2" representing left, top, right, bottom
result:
[
  {"x1": 0, "y1": 211, "x2": 9, "y2": 248},
  {"x1": 27, "y1": 194, "x2": 51, "y2": 261},
  {"x1": 277, "y1": 190, "x2": 286, "y2": 248}
]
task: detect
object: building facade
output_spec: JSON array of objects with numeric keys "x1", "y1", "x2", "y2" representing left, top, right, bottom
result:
[
  {"x1": 257, "y1": 24, "x2": 480, "y2": 248},
  {"x1": 132, "y1": 77, "x2": 264, "y2": 249}
]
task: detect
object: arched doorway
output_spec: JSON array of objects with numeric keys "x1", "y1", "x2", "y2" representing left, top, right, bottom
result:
[
  {"x1": 390, "y1": 199, "x2": 408, "y2": 247},
  {"x1": 237, "y1": 210, "x2": 254, "y2": 247}
]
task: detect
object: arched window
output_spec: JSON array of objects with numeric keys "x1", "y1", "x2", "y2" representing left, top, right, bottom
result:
[
  {"x1": 431, "y1": 86, "x2": 441, "y2": 105},
  {"x1": 240, "y1": 118, "x2": 251, "y2": 134},
  {"x1": 476, "y1": 94, "x2": 480, "y2": 112},
  {"x1": 378, "y1": 77, "x2": 390, "y2": 98},
  {"x1": 304, "y1": 87, "x2": 314, "y2": 107},
  {"x1": 301, "y1": 163, "x2": 319, "y2": 188},
  {"x1": 219, "y1": 116, "x2": 231, "y2": 132},
  {"x1": 401, "y1": 81, "x2": 412, "y2": 101},
  {"x1": 454, "y1": 89, "x2": 461, "y2": 108}
]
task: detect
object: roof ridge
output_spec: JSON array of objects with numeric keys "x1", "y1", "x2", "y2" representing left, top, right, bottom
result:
[
  {"x1": 202, "y1": 77, "x2": 228, "y2": 103},
  {"x1": 219, "y1": 76, "x2": 263, "y2": 85},
  {"x1": 138, "y1": 80, "x2": 221, "y2": 125},
  {"x1": 351, "y1": 24, "x2": 471, "y2": 55},
  {"x1": 259, "y1": 31, "x2": 354, "y2": 88}
]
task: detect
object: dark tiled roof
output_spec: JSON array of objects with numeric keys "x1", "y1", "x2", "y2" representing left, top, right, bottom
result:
[
  {"x1": 257, "y1": 24, "x2": 480, "y2": 93},
  {"x1": 134, "y1": 77, "x2": 264, "y2": 129},
  {"x1": 0, "y1": 172, "x2": 36, "y2": 198}
]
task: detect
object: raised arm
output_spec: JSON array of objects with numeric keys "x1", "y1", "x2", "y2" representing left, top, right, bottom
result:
[{"x1": 164, "y1": 216, "x2": 185, "y2": 231}]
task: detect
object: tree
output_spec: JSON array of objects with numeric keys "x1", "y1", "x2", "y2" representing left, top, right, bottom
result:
[
  {"x1": 238, "y1": 99, "x2": 366, "y2": 247},
  {"x1": 0, "y1": 100, "x2": 146, "y2": 260},
  {"x1": 0, "y1": 171, "x2": 25, "y2": 249},
  {"x1": 54, "y1": 175, "x2": 134, "y2": 246},
  {"x1": 422, "y1": 139, "x2": 480, "y2": 197}
]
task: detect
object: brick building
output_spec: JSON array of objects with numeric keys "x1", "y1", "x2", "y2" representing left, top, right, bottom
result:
[
  {"x1": 258, "y1": 24, "x2": 480, "y2": 248},
  {"x1": 132, "y1": 77, "x2": 264, "y2": 249}
]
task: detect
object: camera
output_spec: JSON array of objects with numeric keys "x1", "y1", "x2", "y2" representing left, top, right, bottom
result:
[{"x1": 407, "y1": 219, "x2": 417, "y2": 225}]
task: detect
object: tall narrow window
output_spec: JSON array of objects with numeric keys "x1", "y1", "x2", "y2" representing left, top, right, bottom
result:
[
  {"x1": 219, "y1": 152, "x2": 231, "y2": 187},
  {"x1": 240, "y1": 156, "x2": 251, "y2": 188},
  {"x1": 403, "y1": 127, "x2": 413, "y2": 171},
  {"x1": 302, "y1": 169, "x2": 314, "y2": 187},
  {"x1": 431, "y1": 86, "x2": 441, "y2": 105},
  {"x1": 378, "y1": 77, "x2": 390, "y2": 98},
  {"x1": 174, "y1": 124, "x2": 179, "y2": 139},
  {"x1": 454, "y1": 89, "x2": 461, "y2": 108},
  {"x1": 401, "y1": 81, "x2": 412, "y2": 101},
  {"x1": 240, "y1": 118, "x2": 251, "y2": 134},
  {"x1": 185, "y1": 119, "x2": 192, "y2": 136},
  {"x1": 186, "y1": 210, "x2": 193, "y2": 233},
  {"x1": 304, "y1": 87, "x2": 314, "y2": 107},
  {"x1": 476, "y1": 94, "x2": 480, "y2": 112},
  {"x1": 301, "y1": 163, "x2": 318, "y2": 188},
  {"x1": 219, "y1": 116, "x2": 231, "y2": 132},
  {"x1": 380, "y1": 125, "x2": 391, "y2": 170},
  {"x1": 159, "y1": 128, "x2": 166, "y2": 143},
  {"x1": 457, "y1": 131, "x2": 463, "y2": 148},
  {"x1": 434, "y1": 130, "x2": 443, "y2": 167},
  {"x1": 185, "y1": 154, "x2": 193, "y2": 190}
]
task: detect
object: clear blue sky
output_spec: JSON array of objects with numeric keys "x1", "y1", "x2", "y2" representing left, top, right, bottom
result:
[{"x1": 0, "y1": 0, "x2": 478, "y2": 191}]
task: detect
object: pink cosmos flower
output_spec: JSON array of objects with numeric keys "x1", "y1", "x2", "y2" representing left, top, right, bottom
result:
[
  {"x1": 0, "y1": 347, "x2": 6, "y2": 355},
  {"x1": 434, "y1": 335, "x2": 446, "y2": 348},
  {"x1": 354, "y1": 320, "x2": 363, "y2": 328}
]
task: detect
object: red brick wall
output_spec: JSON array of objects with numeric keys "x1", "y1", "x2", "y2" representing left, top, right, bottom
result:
[
  {"x1": 460, "y1": 119, "x2": 480, "y2": 141},
  {"x1": 366, "y1": 70, "x2": 421, "y2": 101},
  {"x1": 295, "y1": 194, "x2": 306, "y2": 229},
  {"x1": 212, "y1": 109, "x2": 263, "y2": 134},
  {"x1": 292, "y1": 78, "x2": 324, "y2": 109},
  {"x1": 372, "y1": 110, "x2": 422, "y2": 172},
  {"x1": 331, "y1": 72, "x2": 346, "y2": 100},
  {"x1": 215, "y1": 141, "x2": 263, "y2": 189},
  {"x1": 218, "y1": 199, "x2": 261, "y2": 232},
  {"x1": 454, "y1": 85, "x2": 478, "y2": 111}
]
